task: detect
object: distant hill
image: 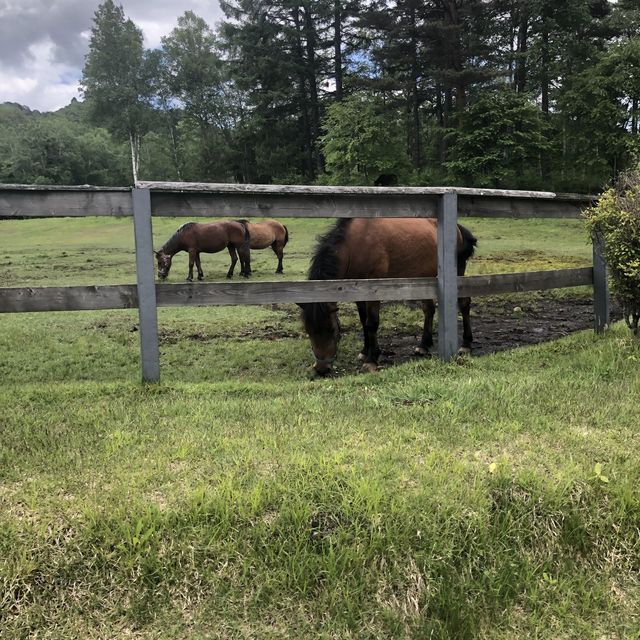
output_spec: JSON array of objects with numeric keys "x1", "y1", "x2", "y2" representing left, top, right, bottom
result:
[{"x1": 0, "y1": 99, "x2": 130, "y2": 186}]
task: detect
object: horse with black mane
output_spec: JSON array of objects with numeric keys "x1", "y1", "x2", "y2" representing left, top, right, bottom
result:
[
  {"x1": 236, "y1": 219, "x2": 289, "y2": 275},
  {"x1": 155, "y1": 220, "x2": 251, "y2": 281},
  {"x1": 299, "y1": 218, "x2": 477, "y2": 375}
]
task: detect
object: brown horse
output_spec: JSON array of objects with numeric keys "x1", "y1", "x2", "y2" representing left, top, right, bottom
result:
[
  {"x1": 300, "y1": 218, "x2": 477, "y2": 375},
  {"x1": 236, "y1": 219, "x2": 289, "y2": 274},
  {"x1": 155, "y1": 221, "x2": 251, "y2": 281}
]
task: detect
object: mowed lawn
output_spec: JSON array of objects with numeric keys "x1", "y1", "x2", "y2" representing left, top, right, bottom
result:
[{"x1": 1, "y1": 216, "x2": 639, "y2": 638}]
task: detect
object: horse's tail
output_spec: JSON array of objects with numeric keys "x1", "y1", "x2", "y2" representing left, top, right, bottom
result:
[
  {"x1": 283, "y1": 225, "x2": 289, "y2": 247},
  {"x1": 240, "y1": 220, "x2": 250, "y2": 251},
  {"x1": 457, "y1": 224, "x2": 478, "y2": 275}
]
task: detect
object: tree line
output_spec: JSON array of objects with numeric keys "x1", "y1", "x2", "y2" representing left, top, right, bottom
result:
[{"x1": 2, "y1": 0, "x2": 640, "y2": 192}]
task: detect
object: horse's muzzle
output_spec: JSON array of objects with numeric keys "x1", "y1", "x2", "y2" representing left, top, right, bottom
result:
[{"x1": 312, "y1": 354, "x2": 335, "y2": 376}]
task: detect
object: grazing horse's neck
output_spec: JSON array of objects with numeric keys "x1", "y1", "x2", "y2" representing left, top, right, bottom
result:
[{"x1": 162, "y1": 225, "x2": 191, "y2": 256}]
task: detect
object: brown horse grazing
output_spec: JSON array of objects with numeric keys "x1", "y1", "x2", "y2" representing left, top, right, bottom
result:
[
  {"x1": 300, "y1": 218, "x2": 477, "y2": 375},
  {"x1": 236, "y1": 219, "x2": 289, "y2": 274},
  {"x1": 155, "y1": 221, "x2": 251, "y2": 281}
]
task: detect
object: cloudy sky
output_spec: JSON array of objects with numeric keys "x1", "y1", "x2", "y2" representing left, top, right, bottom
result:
[{"x1": 0, "y1": 0, "x2": 223, "y2": 112}]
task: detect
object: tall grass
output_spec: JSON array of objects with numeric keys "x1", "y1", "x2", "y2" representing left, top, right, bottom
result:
[
  {"x1": 1, "y1": 325, "x2": 639, "y2": 638},
  {"x1": 1, "y1": 216, "x2": 638, "y2": 638}
]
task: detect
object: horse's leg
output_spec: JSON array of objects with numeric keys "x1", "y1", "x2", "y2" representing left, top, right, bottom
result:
[
  {"x1": 239, "y1": 246, "x2": 251, "y2": 277},
  {"x1": 458, "y1": 296, "x2": 473, "y2": 354},
  {"x1": 195, "y1": 253, "x2": 204, "y2": 281},
  {"x1": 361, "y1": 301, "x2": 381, "y2": 372},
  {"x1": 415, "y1": 299, "x2": 436, "y2": 357},
  {"x1": 272, "y1": 243, "x2": 284, "y2": 274},
  {"x1": 187, "y1": 250, "x2": 196, "y2": 281},
  {"x1": 227, "y1": 246, "x2": 238, "y2": 278},
  {"x1": 356, "y1": 301, "x2": 369, "y2": 361}
]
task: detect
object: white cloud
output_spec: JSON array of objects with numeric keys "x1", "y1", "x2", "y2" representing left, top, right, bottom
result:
[
  {"x1": 0, "y1": 1, "x2": 223, "y2": 112},
  {"x1": 0, "y1": 39, "x2": 81, "y2": 111}
]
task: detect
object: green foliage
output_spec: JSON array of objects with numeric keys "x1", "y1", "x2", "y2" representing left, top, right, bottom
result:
[
  {"x1": 4, "y1": 1, "x2": 640, "y2": 189},
  {"x1": 445, "y1": 89, "x2": 551, "y2": 189},
  {"x1": 557, "y1": 37, "x2": 640, "y2": 192},
  {"x1": 584, "y1": 169, "x2": 640, "y2": 334},
  {"x1": 81, "y1": 0, "x2": 154, "y2": 181},
  {"x1": 320, "y1": 95, "x2": 410, "y2": 185},
  {"x1": 0, "y1": 103, "x2": 129, "y2": 185}
]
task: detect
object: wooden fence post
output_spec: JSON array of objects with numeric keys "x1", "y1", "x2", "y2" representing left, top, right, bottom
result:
[
  {"x1": 437, "y1": 191, "x2": 459, "y2": 360},
  {"x1": 132, "y1": 188, "x2": 160, "y2": 382},
  {"x1": 592, "y1": 234, "x2": 610, "y2": 333}
]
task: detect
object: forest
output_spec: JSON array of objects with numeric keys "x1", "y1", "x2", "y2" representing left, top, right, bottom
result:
[{"x1": 1, "y1": 0, "x2": 640, "y2": 193}]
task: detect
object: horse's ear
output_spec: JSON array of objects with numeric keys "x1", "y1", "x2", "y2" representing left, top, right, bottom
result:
[{"x1": 153, "y1": 250, "x2": 159, "y2": 257}]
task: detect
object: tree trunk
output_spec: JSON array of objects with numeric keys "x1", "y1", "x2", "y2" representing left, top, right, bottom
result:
[
  {"x1": 409, "y1": 5, "x2": 422, "y2": 169},
  {"x1": 541, "y1": 26, "x2": 550, "y2": 114},
  {"x1": 292, "y1": 6, "x2": 314, "y2": 180},
  {"x1": 515, "y1": 9, "x2": 529, "y2": 94},
  {"x1": 439, "y1": 0, "x2": 465, "y2": 124},
  {"x1": 334, "y1": 0, "x2": 343, "y2": 101},
  {"x1": 303, "y1": 2, "x2": 323, "y2": 176},
  {"x1": 129, "y1": 131, "x2": 140, "y2": 183},
  {"x1": 168, "y1": 121, "x2": 182, "y2": 181}
]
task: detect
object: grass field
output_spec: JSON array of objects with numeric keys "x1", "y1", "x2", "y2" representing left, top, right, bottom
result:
[{"x1": 1, "y1": 216, "x2": 639, "y2": 638}]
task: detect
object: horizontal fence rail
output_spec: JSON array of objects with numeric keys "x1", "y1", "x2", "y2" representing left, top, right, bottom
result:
[
  {"x1": 0, "y1": 182, "x2": 607, "y2": 382},
  {"x1": 0, "y1": 269, "x2": 597, "y2": 313},
  {"x1": 1, "y1": 183, "x2": 595, "y2": 219}
]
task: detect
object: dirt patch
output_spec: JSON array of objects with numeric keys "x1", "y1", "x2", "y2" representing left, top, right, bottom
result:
[
  {"x1": 158, "y1": 325, "x2": 304, "y2": 345},
  {"x1": 152, "y1": 293, "x2": 620, "y2": 367},
  {"x1": 376, "y1": 293, "x2": 622, "y2": 366}
]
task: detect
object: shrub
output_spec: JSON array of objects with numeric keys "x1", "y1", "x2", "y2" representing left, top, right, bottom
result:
[{"x1": 584, "y1": 170, "x2": 640, "y2": 335}]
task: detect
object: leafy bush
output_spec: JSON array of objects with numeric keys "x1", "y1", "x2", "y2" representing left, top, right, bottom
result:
[
  {"x1": 584, "y1": 170, "x2": 640, "y2": 335},
  {"x1": 319, "y1": 94, "x2": 410, "y2": 185}
]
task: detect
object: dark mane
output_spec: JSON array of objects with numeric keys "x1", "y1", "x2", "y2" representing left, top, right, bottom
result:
[
  {"x1": 302, "y1": 219, "x2": 352, "y2": 332},
  {"x1": 161, "y1": 222, "x2": 196, "y2": 253},
  {"x1": 308, "y1": 218, "x2": 352, "y2": 281}
]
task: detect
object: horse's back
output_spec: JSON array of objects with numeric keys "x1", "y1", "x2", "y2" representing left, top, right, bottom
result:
[
  {"x1": 246, "y1": 219, "x2": 286, "y2": 249},
  {"x1": 345, "y1": 218, "x2": 440, "y2": 279},
  {"x1": 192, "y1": 221, "x2": 245, "y2": 251}
]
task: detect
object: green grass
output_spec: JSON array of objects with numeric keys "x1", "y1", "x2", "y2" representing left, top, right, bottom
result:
[
  {"x1": 1, "y1": 216, "x2": 639, "y2": 638},
  {"x1": 0, "y1": 216, "x2": 593, "y2": 287}
]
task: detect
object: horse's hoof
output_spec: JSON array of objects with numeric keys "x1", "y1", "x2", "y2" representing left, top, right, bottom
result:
[
  {"x1": 457, "y1": 347, "x2": 472, "y2": 356},
  {"x1": 197, "y1": 276, "x2": 204, "y2": 281},
  {"x1": 186, "y1": 277, "x2": 193, "y2": 282},
  {"x1": 276, "y1": 270, "x2": 283, "y2": 275},
  {"x1": 360, "y1": 362, "x2": 379, "y2": 374},
  {"x1": 414, "y1": 346, "x2": 432, "y2": 358}
]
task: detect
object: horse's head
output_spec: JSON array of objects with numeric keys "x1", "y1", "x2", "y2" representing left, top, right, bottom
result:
[
  {"x1": 155, "y1": 250, "x2": 172, "y2": 280},
  {"x1": 299, "y1": 302, "x2": 340, "y2": 376}
]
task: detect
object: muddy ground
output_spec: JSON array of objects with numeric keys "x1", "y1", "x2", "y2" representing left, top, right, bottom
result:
[
  {"x1": 377, "y1": 293, "x2": 622, "y2": 366},
  {"x1": 156, "y1": 292, "x2": 622, "y2": 372}
]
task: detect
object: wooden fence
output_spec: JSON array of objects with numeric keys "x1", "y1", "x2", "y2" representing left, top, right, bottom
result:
[{"x1": 0, "y1": 183, "x2": 608, "y2": 382}]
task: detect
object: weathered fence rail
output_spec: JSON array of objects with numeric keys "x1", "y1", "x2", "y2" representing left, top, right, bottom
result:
[{"x1": 0, "y1": 183, "x2": 607, "y2": 383}]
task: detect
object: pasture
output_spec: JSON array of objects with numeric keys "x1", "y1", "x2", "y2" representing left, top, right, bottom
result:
[{"x1": 1, "y1": 215, "x2": 639, "y2": 638}]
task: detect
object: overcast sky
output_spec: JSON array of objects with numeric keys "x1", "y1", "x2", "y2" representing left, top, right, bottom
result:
[{"x1": 0, "y1": 0, "x2": 223, "y2": 112}]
